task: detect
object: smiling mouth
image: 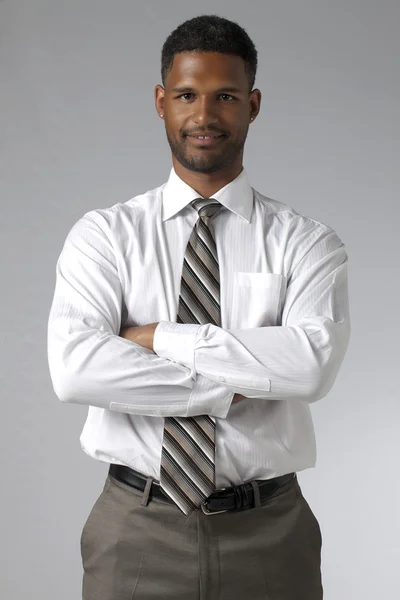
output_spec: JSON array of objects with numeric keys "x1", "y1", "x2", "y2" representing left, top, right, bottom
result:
[
  {"x1": 186, "y1": 134, "x2": 225, "y2": 147},
  {"x1": 189, "y1": 134, "x2": 224, "y2": 139}
]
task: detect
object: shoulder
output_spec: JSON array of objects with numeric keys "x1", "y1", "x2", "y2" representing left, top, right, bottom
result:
[
  {"x1": 65, "y1": 182, "x2": 165, "y2": 243},
  {"x1": 254, "y1": 188, "x2": 343, "y2": 243},
  {"x1": 253, "y1": 189, "x2": 347, "y2": 278}
]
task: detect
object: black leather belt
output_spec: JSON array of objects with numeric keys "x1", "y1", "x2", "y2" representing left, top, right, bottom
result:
[{"x1": 109, "y1": 464, "x2": 295, "y2": 514}]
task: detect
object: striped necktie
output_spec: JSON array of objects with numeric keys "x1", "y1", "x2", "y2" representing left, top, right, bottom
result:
[{"x1": 159, "y1": 197, "x2": 223, "y2": 515}]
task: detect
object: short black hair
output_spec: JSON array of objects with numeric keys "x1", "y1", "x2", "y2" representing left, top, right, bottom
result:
[{"x1": 161, "y1": 15, "x2": 258, "y2": 92}]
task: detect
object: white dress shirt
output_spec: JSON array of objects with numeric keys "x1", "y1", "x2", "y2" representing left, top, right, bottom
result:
[{"x1": 47, "y1": 166, "x2": 350, "y2": 487}]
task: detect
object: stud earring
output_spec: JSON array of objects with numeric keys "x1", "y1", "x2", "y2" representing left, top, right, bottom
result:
[{"x1": 160, "y1": 114, "x2": 164, "y2": 118}]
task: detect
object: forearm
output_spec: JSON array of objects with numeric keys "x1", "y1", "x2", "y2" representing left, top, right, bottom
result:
[
  {"x1": 154, "y1": 244, "x2": 351, "y2": 403},
  {"x1": 120, "y1": 324, "x2": 244, "y2": 405},
  {"x1": 154, "y1": 320, "x2": 349, "y2": 402},
  {"x1": 47, "y1": 214, "x2": 234, "y2": 418},
  {"x1": 47, "y1": 322, "x2": 234, "y2": 418}
]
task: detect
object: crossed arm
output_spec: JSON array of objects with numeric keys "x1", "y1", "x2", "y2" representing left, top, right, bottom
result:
[
  {"x1": 119, "y1": 323, "x2": 245, "y2": 404},
  {"x1": 47, "y1": 213, "x2": 350, "y2": 419}
]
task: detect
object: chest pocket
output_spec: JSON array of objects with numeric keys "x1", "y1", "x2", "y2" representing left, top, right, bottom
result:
[{"x1": 230, "y1": 272, "x2": 285, "y2": 329}]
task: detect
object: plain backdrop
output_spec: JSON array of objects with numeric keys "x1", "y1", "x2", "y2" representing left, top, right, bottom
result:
[{"x1": 1, "y1": 1, "x2": 399, "y2": 598}]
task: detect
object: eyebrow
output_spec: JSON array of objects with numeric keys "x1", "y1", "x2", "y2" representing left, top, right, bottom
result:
[{"x1": 171, "y1": 86, "x2": 244, "y2": 94}]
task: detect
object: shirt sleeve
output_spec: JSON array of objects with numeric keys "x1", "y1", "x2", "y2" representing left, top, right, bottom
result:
[
  {"x1": 47, "y1": 212, "x2": 234, "y2": 418},
  {"x1": 153, "y1": 220, "x2": 351, "y2": 403}
]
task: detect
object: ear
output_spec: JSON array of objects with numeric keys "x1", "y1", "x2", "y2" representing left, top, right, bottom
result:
[
  {"x1": 155, "y1": 85, "x2": 165, "y2": 118},
  {"x1": 249, "y1": 88, "x2": 262, "y2": 121}
]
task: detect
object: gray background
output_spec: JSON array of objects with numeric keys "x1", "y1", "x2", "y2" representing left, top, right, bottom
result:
[{"x1": 1, "y1": 1, "x2": 398, "y2": 598}]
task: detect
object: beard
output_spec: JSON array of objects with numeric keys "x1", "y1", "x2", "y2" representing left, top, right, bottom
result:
[{"x1": 166, "y1": 129, "x2": 248, "y2": 174}]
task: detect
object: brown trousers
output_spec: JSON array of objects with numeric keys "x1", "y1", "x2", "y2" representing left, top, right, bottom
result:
[{"x1": 81, "y1": 471, "x2": 323, "y2": 599}]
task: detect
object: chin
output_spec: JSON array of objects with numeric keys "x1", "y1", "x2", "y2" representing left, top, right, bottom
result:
[{"x1": 188, "y1": 163, "x2": 225, "y2": 175}]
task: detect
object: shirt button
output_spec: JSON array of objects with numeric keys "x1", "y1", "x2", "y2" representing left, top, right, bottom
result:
[{"x1": 218, "y1": 376, "x2": 225, "y2": 382}]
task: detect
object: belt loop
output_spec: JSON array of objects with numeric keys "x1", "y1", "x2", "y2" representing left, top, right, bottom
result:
[
  {"x1": 250, "y1": 480, "x2": 261, "y2": 508},
  {"x1": 140, "y1": 476, "x2": 153, "y2": 507}
]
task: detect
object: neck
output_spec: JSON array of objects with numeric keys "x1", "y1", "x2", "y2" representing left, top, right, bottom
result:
[{"x1": 172, "y1": 158, "x2": 243, "y2": 198}]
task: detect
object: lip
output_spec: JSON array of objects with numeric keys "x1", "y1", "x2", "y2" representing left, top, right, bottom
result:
[{"x1": 187, "y1": 134, "x2": 225, "y2": 147}]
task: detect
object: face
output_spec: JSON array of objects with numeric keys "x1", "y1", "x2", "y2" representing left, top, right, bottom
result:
[{"x1": 155, "y1": 52, "x2": 260, "y2": 175}]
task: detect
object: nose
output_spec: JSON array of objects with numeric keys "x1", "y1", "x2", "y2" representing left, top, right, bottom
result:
[{"x1": 193, "y1": 96, "x2": 219, "y2": 126}]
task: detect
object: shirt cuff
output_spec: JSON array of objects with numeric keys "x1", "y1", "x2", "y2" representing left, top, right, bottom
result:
[
  {"x1": 186, "y1": 375, "x2": 235, "y2": 419},
  {"x1": 153, "y1": 320, "x2": 201, "y2": 371}
]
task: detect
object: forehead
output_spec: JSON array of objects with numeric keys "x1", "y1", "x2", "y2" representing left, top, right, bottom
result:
[{"x1": 166, "y1": 52, "x2": 248, "y2": 90}]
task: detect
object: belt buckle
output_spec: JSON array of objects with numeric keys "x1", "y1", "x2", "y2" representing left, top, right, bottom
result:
[{"x1": 201, "y1": 487, "x2": 228, "y2": 516}]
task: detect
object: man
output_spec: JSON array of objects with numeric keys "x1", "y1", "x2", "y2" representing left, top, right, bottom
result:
[{"x1": 47, "y1": 14, "x2": 350, "y2": 600}]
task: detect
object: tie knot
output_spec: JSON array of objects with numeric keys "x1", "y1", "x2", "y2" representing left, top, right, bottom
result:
[{"x1": 191, "y1": 197, "x2": 222, "y2": 219}]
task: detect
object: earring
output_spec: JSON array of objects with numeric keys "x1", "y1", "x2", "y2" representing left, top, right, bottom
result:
[
  {"x1": 250, "y1": 117, "x2": 254, "y2": 121},
  {"x1": 160, "y1": 114, "x2": 164, "y2": 118}
]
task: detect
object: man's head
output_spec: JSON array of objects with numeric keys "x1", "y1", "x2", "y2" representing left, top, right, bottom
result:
[{"x1": 155, "y1": 15, "x2": 261, "y2": 180}]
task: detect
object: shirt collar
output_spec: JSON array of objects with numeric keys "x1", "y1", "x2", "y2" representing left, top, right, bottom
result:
[{"x1": 161, "y1": 166, "x2": 253, "y2": 223}]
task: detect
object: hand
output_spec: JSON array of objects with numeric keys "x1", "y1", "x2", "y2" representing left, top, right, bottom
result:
[
  {"x1": 232, "y1": 393, "x2": 246, "y2": 403},
  {"x1": 119, "y1": 323, "x2": 159, "y2": 352}
]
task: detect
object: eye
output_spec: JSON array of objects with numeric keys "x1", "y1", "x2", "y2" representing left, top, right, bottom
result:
[
  {"x1": 220, "y1": 94, "x2": 235, "y2": 101},
  {"x1": 179, "y1": 93, "x2": 194, "y2": 100}
]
